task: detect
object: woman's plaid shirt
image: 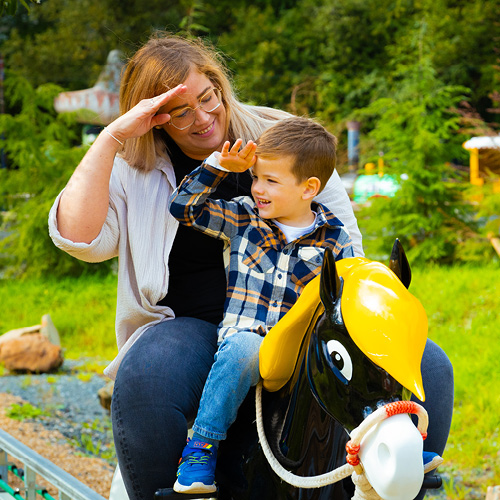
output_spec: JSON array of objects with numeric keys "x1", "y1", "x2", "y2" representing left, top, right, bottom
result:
[{"x1": 169, "y1": 163, "x2": 354, "y2": 340}]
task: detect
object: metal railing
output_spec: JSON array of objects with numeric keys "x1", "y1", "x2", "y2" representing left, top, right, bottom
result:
[{"x1": 0, "y1": 429, "x2": 107, "y2": 500}]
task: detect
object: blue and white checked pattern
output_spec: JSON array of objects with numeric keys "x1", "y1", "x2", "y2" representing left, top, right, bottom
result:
[{"x1": 169, "y1": 163, "x2": 354, "y2": 340}]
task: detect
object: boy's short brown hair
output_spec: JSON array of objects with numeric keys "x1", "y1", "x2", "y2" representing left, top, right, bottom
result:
[{"x1": 255, "y1": 117, "x2": 337, "y2": 193}]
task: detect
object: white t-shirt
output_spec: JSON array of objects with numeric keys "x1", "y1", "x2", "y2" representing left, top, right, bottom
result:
[{"x1": 273, "y1": 215, "x2": 318, "y2": 243}]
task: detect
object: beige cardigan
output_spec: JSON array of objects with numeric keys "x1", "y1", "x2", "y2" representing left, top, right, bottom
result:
[{"x1": 48, "y1": 155, "x2": 363, "y2": 380}]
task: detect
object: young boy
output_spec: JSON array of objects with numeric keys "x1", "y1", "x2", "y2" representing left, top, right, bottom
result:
[{"x1": 168, "y1": 116, "x2": 354, "y2": 494}]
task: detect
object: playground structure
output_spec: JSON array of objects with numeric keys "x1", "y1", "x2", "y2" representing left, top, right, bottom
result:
[
  {"x1": 463, "y1": 136, "x2": 500, "y2": 189},
  {"x1": 351, "y1": 158, "x2": 401, "y2": 204}
]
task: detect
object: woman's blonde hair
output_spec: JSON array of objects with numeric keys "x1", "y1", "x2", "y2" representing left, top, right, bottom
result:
[{"x1": 120, "y1": 33, "x2": 291, "y2": 171}]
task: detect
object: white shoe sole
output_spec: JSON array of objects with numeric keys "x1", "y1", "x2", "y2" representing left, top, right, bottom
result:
[{"x1": 173, "y1": 479, "x2": 217, "y2": 494}]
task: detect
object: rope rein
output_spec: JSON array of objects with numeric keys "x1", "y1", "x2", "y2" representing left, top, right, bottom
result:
[{"x1": 255, "y1": 381, "x2": 428, "y2": 497}]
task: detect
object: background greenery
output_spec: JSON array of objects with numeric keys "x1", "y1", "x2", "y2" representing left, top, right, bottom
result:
[{"x1": 0, "y1": 0, "x2": 498, "y2": 277}]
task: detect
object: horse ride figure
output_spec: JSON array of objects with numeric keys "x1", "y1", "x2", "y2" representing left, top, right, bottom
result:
[{"x1": 156, "y1": 239, "x2": 441, "y2": 500}]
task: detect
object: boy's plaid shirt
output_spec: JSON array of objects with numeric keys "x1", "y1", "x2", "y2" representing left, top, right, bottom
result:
[{"x1": 169, "y1": 163, "x2": 354, "y2": 341}]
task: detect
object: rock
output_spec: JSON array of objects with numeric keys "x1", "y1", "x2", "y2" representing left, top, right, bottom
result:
[
  {"x1": 97, "y1": 380, "x2": 114, "y2": 412},
  {"x1": 0, "y1": 313, "x2": 60, "y2": 346},
  {"x1": 486, "y1": 486, "x2": 500, "y2": 500},
  {"x1": 0, "y1": 333, "x2": 63, "y2": 373},
  {"x1": 40, "y1": 314, "x2": 61, "y2": 346},
  {"x1": 0, "y1": 325, "x2": 41, "y2": 345}
]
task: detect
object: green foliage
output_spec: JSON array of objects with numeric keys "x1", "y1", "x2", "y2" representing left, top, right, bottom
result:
[
  {"x1": 352, "y1": 25, "x2": 480, "y2": 264},
  {"x1": 0, "y1": 72, "x2": 115, "y2": 278},
  {"x1": 0, "y1": 0, "x2": 187, "y2": 90},
  {"x1": 0, "y1": 0, "x2": 38, "y2": 17},
  {"x1": 76, "y1": 372, "x2": 94, "y2": 382},
  {"x1": 70, "y1": 418, "x2": 115, "y2": 461},
  {"x1": 455, "y1": 182, "x2": 500, "y2": 263},
  {"x1": 6, "y1": 402, "x2": 49, "y2": 420},
  {"x1": 178, "y1": 0, "x2": 209, "y2": 38}
]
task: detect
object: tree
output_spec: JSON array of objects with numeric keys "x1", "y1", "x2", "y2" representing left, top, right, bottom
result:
[
  {"x1": 352, "y1": 22, "x2": 479, "y2": 264},
  {"x1": 0, "y1": 72, "x2": 114, "y2": 277},
  {"x1": 0, "y1": 0, "x2": 186, "y2": 90},
  {"x1": 0, "y1": 0, "x2": 38, "y2": 17}
]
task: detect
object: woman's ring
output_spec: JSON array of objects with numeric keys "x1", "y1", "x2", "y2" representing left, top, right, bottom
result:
[{"x1": 150, "y1": 98, "x2": 156, "y2": 106}]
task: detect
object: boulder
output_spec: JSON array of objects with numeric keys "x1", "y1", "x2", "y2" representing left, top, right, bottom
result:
[
  {"x1": 0, "y1": 325, "x2": 41, "y2": 345},
  {"x1": 0, "y1": 332, "x2": 63, "y2": 373},
  {"x1": 40, "y1": 313, "x2": 61, "y2": 346},
  {"x1": 0, "y1": 313, "x2": 60, "y2": 346},
  {"x1": 97, "y1": 380, "x2": 114, "y2": 412}
]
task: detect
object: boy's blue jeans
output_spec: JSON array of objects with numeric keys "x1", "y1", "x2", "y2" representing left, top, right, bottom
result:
[{"x1": 192, "y1": 331, "x2": 264, "y2": 442}]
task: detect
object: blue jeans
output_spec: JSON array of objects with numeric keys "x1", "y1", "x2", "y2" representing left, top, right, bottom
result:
[
  {"x1": 111, "y1": 317, "x2": 453, "y2": 500},
  {"x1": 193, "y1": 331, "x2": 264, "y2": 442}
]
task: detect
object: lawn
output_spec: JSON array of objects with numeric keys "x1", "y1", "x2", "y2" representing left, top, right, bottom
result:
[
  {"x1": 411, "y1": 265, "x2": 500, "y2": 498},
  {"x1": 0, "y1": 263, "x2": 498, "y2": 498}
]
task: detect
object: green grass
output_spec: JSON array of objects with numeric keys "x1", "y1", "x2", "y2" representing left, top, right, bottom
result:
[
  {"x1": 0, "y1": 265, "x2": 498, "y2": 495},
  {"x1": 0, "y1": 274, "x2": 118, "y2": 361},
  {"x1": 6, "y1": 402, "x2": 50, "y2": 421},
  {"x1": 410, "y1": 264, "x2": 500, "y2": 495}
]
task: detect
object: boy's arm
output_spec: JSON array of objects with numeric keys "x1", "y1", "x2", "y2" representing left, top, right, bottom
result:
[
  {"x1": 169, "y1": 140, "x2": 257, "y2": 239},
  {"x1": 169, "y1": 154, "x2": 241, "y2": 240}
]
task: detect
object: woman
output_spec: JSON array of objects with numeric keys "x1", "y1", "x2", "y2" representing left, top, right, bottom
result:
[{"x1": 49, "y1": 34, "x2": 453, "y2": 500}]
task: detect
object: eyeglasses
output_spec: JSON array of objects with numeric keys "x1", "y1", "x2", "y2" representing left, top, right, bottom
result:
[{"x1": 166, "y1": 87, "x2": 223, "y2": 130}]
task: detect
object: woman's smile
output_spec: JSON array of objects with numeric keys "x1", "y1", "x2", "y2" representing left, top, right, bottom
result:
[{"x1": 160, "y1": 70, "x2": 227, "y2": 160}]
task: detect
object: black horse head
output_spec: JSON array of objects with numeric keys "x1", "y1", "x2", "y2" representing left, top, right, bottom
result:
[{"x1": 307, "y1": 239, "x2": 426, "y2": 432}]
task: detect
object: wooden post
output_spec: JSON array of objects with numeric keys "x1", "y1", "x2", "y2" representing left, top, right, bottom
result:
[{"x1": 486, "y1": 485, "x2": 500, "y2": 500}]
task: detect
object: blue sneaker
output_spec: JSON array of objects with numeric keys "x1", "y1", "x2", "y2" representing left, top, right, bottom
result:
[
  {"x1": 423, "y1": 451, "x2": 443, "y2": 473},
  {"x1": 173, "y1": 439, "x2": 217, "y2": 494}
]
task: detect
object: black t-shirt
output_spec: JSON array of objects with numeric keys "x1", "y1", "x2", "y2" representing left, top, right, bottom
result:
[{"x1": 158, "y1": 136, "x2": 252, "y2": 325}]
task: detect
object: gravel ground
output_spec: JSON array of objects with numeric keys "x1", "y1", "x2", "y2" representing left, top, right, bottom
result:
[{"x1": 0, "y1": 359, "x2": 116, "y2": 465}]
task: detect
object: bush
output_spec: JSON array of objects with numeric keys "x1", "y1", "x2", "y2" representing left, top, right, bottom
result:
[
  {"x1": 0, "y1": 72, "x2": 114, "y2": 278},
  {"x1": 351, "y1": 31, "x2": 482, "y2": 264}
]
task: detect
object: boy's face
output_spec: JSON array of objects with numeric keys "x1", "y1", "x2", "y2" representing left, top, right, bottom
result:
[{"x1": 251, "y1": 155, "x2": 314, "y2": 226}]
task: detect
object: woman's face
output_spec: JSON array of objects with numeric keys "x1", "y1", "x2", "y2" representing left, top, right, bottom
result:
[{"x1": 158, "y1": 69, "x2": 228, "y2": 160}]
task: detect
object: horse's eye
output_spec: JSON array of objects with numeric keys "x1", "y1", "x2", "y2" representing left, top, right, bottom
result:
[{"x1": 326, "y1": 340, "x2": 353, "y2": 381}]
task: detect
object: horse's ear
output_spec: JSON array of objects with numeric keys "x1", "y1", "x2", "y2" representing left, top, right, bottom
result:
[
  {"x1": 320, "y1": 247, "x2": 342, "y2": 309},
  {"x1": 389, "y1": 238, "x2": 411, "y2": 289}
]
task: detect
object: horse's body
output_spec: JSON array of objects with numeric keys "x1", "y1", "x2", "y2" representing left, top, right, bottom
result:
[
  {"x1": 156, "y1": 240, "x2": 428, "y2": 500},
  {"x1": 216, "y1": 344, "x2": 355, "y2": 500}
]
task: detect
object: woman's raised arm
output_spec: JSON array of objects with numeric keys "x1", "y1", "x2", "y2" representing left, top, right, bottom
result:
[{"x1": 56, "y1": 85, "x2": 186, "y2": 243}]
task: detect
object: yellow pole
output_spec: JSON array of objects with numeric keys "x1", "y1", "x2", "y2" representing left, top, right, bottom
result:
[
  {"x1": 470, "y1": 148, "x2": 483, "y2": 186},
  {"x1": 377, "y1": 156, "x2": 384, "y2": 177}
]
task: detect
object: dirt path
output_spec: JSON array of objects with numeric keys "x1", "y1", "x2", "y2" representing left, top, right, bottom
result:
[{"x1": 0, "y1": 393, "x2": 115, "y2": 498}]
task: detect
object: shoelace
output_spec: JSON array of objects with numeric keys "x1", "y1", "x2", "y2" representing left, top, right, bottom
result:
[
  {"x1": 182, "y1": 451, "x2": 211, "y2": 467},
  {"x1": 187, "y1": 454, "x2": 210, "y2": 465}
]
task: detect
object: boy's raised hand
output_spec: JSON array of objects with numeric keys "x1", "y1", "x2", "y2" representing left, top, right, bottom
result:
[{"x1": 219, "y1": 139, "x2": 257, "y2": 172}]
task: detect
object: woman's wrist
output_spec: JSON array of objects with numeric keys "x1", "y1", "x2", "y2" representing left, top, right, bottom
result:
[
  {"x1": 103, "y1": 127, "x2": 124, "y2": 146},
  {"x1": 98, "y1": 125, "x2": 126, "y2": 152}
]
